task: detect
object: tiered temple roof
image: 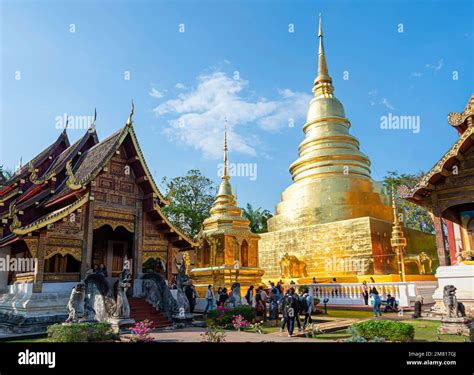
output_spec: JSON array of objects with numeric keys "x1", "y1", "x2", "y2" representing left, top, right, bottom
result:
[
  {"x1": 399, "y1": 94, "x2": 474, "y2": 203},
  {"x1": 0, "y1": 108, "x2": 195, "y2": 249}
]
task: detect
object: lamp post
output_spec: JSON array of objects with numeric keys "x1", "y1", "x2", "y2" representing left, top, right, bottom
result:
[{"x1": 390, "y1": 188, "x2": 407, "y2": 282}]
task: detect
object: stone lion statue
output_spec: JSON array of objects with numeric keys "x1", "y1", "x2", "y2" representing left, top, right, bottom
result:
[
  {"x1": 280, "y1": 252, "x2": 307, "y2": 278},
  {"x1": 443, "y1": 285, "x2": 466, "y2": 318},
  {"x1": 66, "y1": 282, "x2": 86, "y2": 323}
]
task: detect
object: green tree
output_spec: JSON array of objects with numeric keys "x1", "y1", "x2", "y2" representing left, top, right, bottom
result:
[
  {"x1": 382, "y1": 170, "x2": 434, "y2": 234},
  {"x1": 0, "y1": 165, "x2": 14, "y2": 186},
  {"x1": 242, "y1": 203, "x2": 273, "y2": 233},
  {"x1": 161, "y1": 169, "x2": 217, "y2": 238}
]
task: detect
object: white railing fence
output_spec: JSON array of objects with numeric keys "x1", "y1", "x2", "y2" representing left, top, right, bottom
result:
[{"x1": 292, "y1": 281, "x2": 438, "y2": 307}]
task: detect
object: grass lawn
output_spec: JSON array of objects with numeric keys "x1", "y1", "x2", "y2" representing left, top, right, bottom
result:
[
  {"x1": 323, "y1": 309, "x2": 374, "y2": 320},
  {"x1": 408, "y1": 319, "x2": 467, "y2": 342},
  {"x1": 312, "y1": 319, "x2": 468, "y2": 342},
  {"x1": 6, "y1": 337, "x2": 49, "y2": 343}
]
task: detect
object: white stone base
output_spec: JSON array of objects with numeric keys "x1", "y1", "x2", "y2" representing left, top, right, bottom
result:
[
  {"x1": 432, "y1": 265, "x2": 474, "y2": 316},
  {"x1": 0, "y1": 289, "x2": 69, "y2": 333}
]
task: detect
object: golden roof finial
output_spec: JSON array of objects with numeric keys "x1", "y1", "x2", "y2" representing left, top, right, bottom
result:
[
  {"x1": 313, "y1": 13, "x2": 334, "y2": 95},
  {"x1": 126, "y1": 100, "x2": 134, "y2": 127},
  {"x1": 223, "y1": 117, "x2": 229, "y2": 179},
  {"x1": 91, "y1": 108, "x2": 97, "y2": 130}
]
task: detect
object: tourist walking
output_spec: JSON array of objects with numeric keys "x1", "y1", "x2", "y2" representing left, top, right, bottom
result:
[
  {"x1": 259, "y1": 286, "x2": 268, "y2": 321},
  {"x1": 282, "y1": 287, "x2": 298, "y2": 337},
  {"x1": 204, "y1": 285, "x2": 215, "y2": 314},
  {"x1": 255, "y1": 289, "x2": 265, "y2": 321},
  {"x1": 245, "y1": 285, "x2": 254, "y2": 306},
  {"x1": 362, "y1": 281, "x2": 369, "y2": 305},
  {"x1": 302, "y1": 288, "x2": 314, "y2": 330},
  {"x1": 371, "y1": 287, "x2": 382, "y2": 317},
  {"x1": 220, "y1": 287, "x2": 229, "y2": 307},
  {"x1": 269, "y1": 287, "x2": 279, "y2": 326},
  {"x1": 216, "y1": 287, "x2": 222, "y2": 306}
]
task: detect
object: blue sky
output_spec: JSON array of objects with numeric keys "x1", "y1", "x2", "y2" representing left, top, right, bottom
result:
[{"x1": 1, "y1": 0, "x2": 473, "y2": 212}]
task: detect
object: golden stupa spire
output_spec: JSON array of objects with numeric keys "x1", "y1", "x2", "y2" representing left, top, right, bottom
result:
[
  {"x1": 223, "y1": 117, "x2": 229, "y2": 180},
  {"x1": 313, "y1": 14, "x2": 334, "y2": 96}
]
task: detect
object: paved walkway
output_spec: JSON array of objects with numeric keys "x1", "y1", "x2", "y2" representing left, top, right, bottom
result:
[{"x1": 125, "y1": 327, "x2": 322, "y2": 342}]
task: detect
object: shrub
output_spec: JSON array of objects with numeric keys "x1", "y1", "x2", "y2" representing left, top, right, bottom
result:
[
  {"x1": 351, "y1": 320, "x2": 414, "y2": 342},
  {"x1": 48, "y1": 322, "x2": 118, "y2": 342},
  {"x1": 206, "y1": 305, "x2": 256, "y2": 328}
]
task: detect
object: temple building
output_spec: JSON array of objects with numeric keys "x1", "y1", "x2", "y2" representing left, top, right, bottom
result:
[
  {"x1": 400, "y1": 94, "x2": 474, "y2": 313},
  {"x1": 191, "y1": 125, "x2": 264, "y2": 293},
  {"x1": 0, "y1": 105, "x2": 195, "y2": 330},
  {"x1": 259, "y1": 16, "x2": 437, "y2": 282}
]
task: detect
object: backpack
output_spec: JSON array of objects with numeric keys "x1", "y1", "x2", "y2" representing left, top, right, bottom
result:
[{"x1": 299, "y1": 295, "x2": 308, "y2": 312}]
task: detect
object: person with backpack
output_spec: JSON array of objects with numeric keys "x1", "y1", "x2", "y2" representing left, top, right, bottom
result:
[
  {"x1": 302, "y1": 288, "x2": 313, "y2": 330},
  {"x1": 268, "y1": 287, "x2": 279, "y2": 326},
  {"x1": 282, "y1": 287, "x2": 298, "y2": 337}
]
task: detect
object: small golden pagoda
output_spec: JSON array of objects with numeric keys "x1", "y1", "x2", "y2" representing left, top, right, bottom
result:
[
  {"x1": 191, "y1": 122, "x2": 264, "y2": 293},
  {"x1": 390, "y1": 189, "x2": 407, "y2": 282},
  {"x1": 259, "y1": 15, "x2": 437, "y2": 282}
]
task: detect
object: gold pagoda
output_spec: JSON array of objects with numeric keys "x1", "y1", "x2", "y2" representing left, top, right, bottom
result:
[
  {"x1": 259, "y1": 16, "x2": 436, "y2": 282},
  {"x1": 191, "y1": 123, "x2": 264, "y2": 293}
]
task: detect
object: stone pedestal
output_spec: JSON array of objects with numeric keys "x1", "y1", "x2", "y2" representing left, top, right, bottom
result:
[
  {"x1": 431, "y1": 265, "x2": 474, "y2": 316},
  {"x1": 108, "y1": 317, "x2": 135, "y2": 333},
  {"x1": 438, "y1": 317, "x2": 474, "y2": 340}
]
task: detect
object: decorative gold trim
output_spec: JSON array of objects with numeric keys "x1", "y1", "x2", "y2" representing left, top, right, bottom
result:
[
  {"x1": 45, "y1": 246, "x2": 82, "y2": 261},
  {"x1": 12, "y1": 193, "x2": 90, "y2": 235},
  {"x1": 65, "y1": 160, "x2": 82, "y2": 190}
]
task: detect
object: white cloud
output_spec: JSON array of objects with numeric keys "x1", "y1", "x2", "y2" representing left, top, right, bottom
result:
[
  {"x1": 380, "y1": 98, "x2": 394, "y2": 110},
  {"x1": 149, "y1": 88, "x2": 165, "y2": 98},
  {"x1": 368, "y1": 89, "x2": 395, "y2": 110},
  {"x1": 175, "y1": 83, "x2": 187, "y2": 89},
  {"x1": 425, "y1": 58, "x2": 444, "y2": 72},
  {"x1": 153, "y1": 71, "x2": 310, "y2": 159}
]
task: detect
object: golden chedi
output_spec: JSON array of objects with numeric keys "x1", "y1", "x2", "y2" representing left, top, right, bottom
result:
[
  {"x1": 191, "y1": 123, "x2": 264, "y2": 293},
  {"x1": 259, "y1": 16, "x2": 437, "y2": 282}
]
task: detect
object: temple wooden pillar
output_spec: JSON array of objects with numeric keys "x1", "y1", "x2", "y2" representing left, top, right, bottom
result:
[
  {"x1": 133, "y1": 201, "x2": 143, "y2": 277},
  {"x1": 166, "y1": 242, "x2": 174, "y2": 285},
  {"x1": 432, "y1": 203, "x2": 450, "y2": 267},
  {"x1": 33, "y1": 232, "x2": 47, "y2": 293},
  {"x1": 81, "y1": 198, "x2": 95, "y2": 277}
]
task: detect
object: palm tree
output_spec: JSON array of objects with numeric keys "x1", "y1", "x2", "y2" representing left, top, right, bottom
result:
[{"x1": 242, "y1": 203, "x2": 273, "y2": 233}]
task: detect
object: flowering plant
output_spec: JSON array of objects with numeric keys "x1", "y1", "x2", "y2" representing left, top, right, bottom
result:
[
  {"x1": 130, "y1": 320, "x2": 154, "y2": 342},
  {"x1": 200, "y1": 325, "x2": 226, "y2": 343},
  {"x1": 232, "y1": 314, "x2": 250, "y2": 331},
  {"x1": 250, "y1": 321, "x2": 264, "y2": 334}
]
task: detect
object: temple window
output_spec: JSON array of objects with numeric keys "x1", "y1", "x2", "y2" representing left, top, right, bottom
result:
[
  {"x1": 241, "y1": 240, "x2": 249, "y2": 267},
  {"x1": 45, "y1": 254, "x2": 80, "y2": 273}
]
